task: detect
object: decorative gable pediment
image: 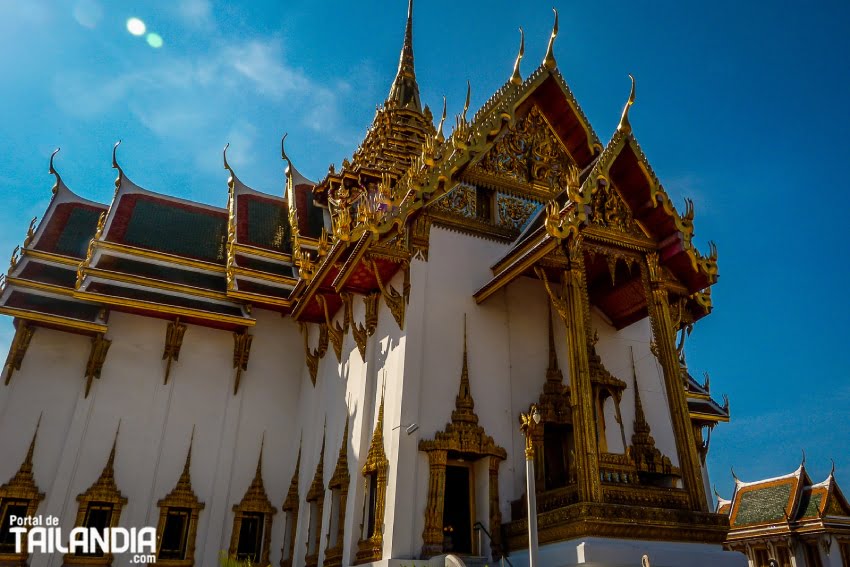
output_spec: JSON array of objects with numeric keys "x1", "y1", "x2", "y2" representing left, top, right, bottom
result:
[{"x1": 471, "y1": 105, "x2": 577, "y2": 196}]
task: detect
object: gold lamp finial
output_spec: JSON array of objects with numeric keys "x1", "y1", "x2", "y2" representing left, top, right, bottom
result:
[
  {"x1": 511, "y1": 27, "x2": 525, "y2": 86},
  {"x1": 617, "y1": 74, "x2": 636, "y2": 135},
  {"x1": 543, "y1": 8, "x2": 559, "y2": 70}
]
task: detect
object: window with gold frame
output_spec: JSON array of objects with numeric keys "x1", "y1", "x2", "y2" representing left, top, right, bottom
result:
[
  {"x1": 155, "y1": 433, "x2": 204, "y2": 566},
  {"x1": 0, "y1": 419, "x2": 45, "y2": 565},
  {"x1": 64, "y1": 429, "x2": 127, "y2": 567},
  {"x1": 229, "y1": 440, "x2": 276, "y2": 566}
]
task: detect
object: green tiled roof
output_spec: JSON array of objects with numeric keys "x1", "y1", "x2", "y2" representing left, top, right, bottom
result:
[
  {"x1": 734, "y1": 483, "x2": 792, "y2": 526},
  {"x1": 123, "y1": 199, "x2": 227, "y2": 263},
  {"x1": 798, "y1": 491, "x2": 823, "y2": 519},
  {"x1": 55, "y1": 207, "x2": 102, "y2": 257},
  {"x1": 246, "y1": 199, "x2": 291, "y2": 253}
]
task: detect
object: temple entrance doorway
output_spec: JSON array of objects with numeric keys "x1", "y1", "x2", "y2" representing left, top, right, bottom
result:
[{"x1": 441, "y1": 464, "x2": 472, "y2": 554}]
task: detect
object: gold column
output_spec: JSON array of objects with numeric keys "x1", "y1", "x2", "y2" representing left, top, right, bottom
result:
[
  {"x1": 643, "y1": 252, "x2": 707, "y2": 512},
  {"x1": 543, "y1": 237, "x2": 602, "y2": 503},
  {"x1": 488, "y1": 455, "x2": 502, "y2": 559},
  {"x1": 421, "y1": 450, "x2": 447, "y2": 558}
]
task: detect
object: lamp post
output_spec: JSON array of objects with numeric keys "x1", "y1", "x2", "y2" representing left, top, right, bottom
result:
[{"x1": 520, "y1": 404, "x2": 542, "y2": 567}]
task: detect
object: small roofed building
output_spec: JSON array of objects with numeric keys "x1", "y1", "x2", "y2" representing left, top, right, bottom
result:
[{"x1": 718, "y1": 461, "x2": 850, "y2": 567}]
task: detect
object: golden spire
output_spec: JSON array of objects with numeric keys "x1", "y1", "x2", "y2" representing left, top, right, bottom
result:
[
  {"x1": 451, "y1": 315, "x2": 478, "y2": 425},
  {"x1": 1, "y1": 415, "x2": 45, "y2": 504},
  {"x1": 436, "y1": 96, "x2": 447, "y2": 142},
  {"x1": 223, "y1": 142, "x2": 236, "y2": 186},
  {"x1": 387, "y1": 0, "x2": 421, "y2": 111},
  {"x1": 617, "y1": 74, "x2": 636, "y2": 135},
  {"x1": 178, "y1": 426, "x2": 195, "y2": 486},
  {"x1": 21, "y1": 414, "x2": 41, "y2": 476},
  {"x1": 511, "y1": 27, "x2": 525, "y2": 86},
  {"x1": 543, "y1": 8, "x2": 559, "y2": 70}
]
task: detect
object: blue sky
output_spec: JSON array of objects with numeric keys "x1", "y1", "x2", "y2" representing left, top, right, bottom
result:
[{"x1": 1, "y1": 0, "x2": 848, "y2": 500}]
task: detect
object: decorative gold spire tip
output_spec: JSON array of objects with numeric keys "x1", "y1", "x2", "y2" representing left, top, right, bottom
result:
[
  {"x1": 436, "y1": 96, "x2": 447, "y2": 142},
  {"x1": 543, "y1": 8, "x2": 559, "y2": 70},
  {"x1": 111, "y1": 140, "x2": 122, "y2": 171},
  {"x1": 223, "y1": 142, "x2": 236, "y2": 179},
  {"x1": 511, "y1": 27, "x2": 525, "y2": 86},
  {"x1": 617, "y1": 74, "x2": 636, "y2": 135},
  {"x1": 462, "y1": 81, "x2": 471, "y2": 120}
]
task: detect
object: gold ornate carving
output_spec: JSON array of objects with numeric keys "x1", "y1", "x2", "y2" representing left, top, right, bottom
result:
[
  {"x1": 433, "y1": 184, "x2": 476, "y2": 218},
  {"x1": 162, "y1": 318, "x2": 187, "y2": 385},
  {"x1": 496, "y1": 193, "x2": 540, "y2": 230},
  {"x1": 8, "y1": 246, "x2": 20, "y2": 273},
  {"x1": 640, "y1": 255, "x2": 708, "y2": 511},
  {"x1": 324, "y1": 415, "x2": 351, "y2": 567},
  {"x1": 300, "y1": 323, "x2": 328, "y2": 386},
  {"x1": 589, "y1": 181, "x2": 643, "y2": 236},
  {"x1": 65, "y1": 425, "x2": 127, "y2": 566},
  {"x1": 343, "y1": 293, "x2": 368, "y2": 362},
  {"x1": 543, "y1": 8, "x2": 559, "y2": 70},
  {"x1": 355, "y1": 388, "x2": 389, "y2": 564},
  {"x1": 371, "y1": 260, "x2": 409, "y2": 330},
  {"x1": 475, "y1": 105, "x2": 575, "y2": 191},
  {"x1": 630, "y1": 360, "x2": 677, "y2": 478},
  {"x1": 510, "y1": 27, "x2": 525, "y2": 86},
  {"x1": 617, "y1": 74, "x2": 636, "y2": 136},
  {"x1": 419, "y1": 318, "x2": 506, "y2": 558},
  {"x1": 155, "y1": 429, "x2": 204, "y2": 566},
  {"x1": 229, "y1": 437, "x2": 276, "y2": 566},
  {"x1": 232, "y1": 331, "x2": 253, "y2": 395},
  {"x1": 22, "y1": 217, "x2": 37, "y2": 249},
  {"x1": 0, "y1": 417, "x2": 45, "y2": 566},
  {"x1": 3, "y1": 321, "x2": 35, "y2": 386},
  {"x1": 304, "y1": 430, "x2": 326, "y2": 567},
  {"x1": 410, "y1": 214, "x2": 431, "y2": 261},
  {"x1": 280, "y1": 446, "x2": 300, "y2": 567},
  {"x1": 317, "y1": 295, "x2": 345, "y2": 362},
  {"x1": 84, "y1": 333, "x2": 111, "y2": 399}
]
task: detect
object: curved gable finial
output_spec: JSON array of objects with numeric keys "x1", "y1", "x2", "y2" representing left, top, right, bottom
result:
[
  {"x1": 48, "y1": 148, "x2": 63, "y2": 195},
  {"x1": 111, "y1": 140, "x2": 125, "y2": 194},
  {"x1": 511, "y1": 27, "x2": 525, "y2": 86},
  {"x1": 617, "y1": 74, "x2": 636, "y2": 135},
  {"x1": 543, "y1": 8, "x2": 559, "y2": 70},
  {"x1": 462, "y1": 81, "x2": 471, "y2": 122}
]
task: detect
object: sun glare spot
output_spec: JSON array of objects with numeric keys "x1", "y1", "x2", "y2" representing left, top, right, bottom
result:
[
  {"x1": 126, "y1": 17, "x2": 146, "y2": 36},
  {"x1": 146, "y1": 33, "x2": 163, "y2": 49}
]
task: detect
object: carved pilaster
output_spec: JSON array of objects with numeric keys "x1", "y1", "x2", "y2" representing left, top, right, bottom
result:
[
  {"x1": 536, "y1": 236, "x2": 601, "y2": 503},
  {"x1": 642, "y1": 252, "x2": 707, "y2": 512},
  {"x1": 232, "y1": 331, "x2": 252, "y2": 395},
  {"x1": 488, "y1": 456, "x2": 503, "y2": 559},
  {"x1": 280, "y1": 446, "x2": 300, "y2": 567},
  {"x1": 3, "y1": 321, "x2": 35, "y2": 385},
  {"x1": 324, "y1": 416, "x2": 350, "y2": 567},
  {"x1": 421, "y1": 450, "x2": 447, "y2": 558},
  {"x1": 84, "y1": 333, "x2": 111, "y2": 399},
  {"x1": 162, "y1": 318, "x2": 186, "y2": 385},
  {"x1": 355, "y1": 390, "x2": 389, "y2": 564}
]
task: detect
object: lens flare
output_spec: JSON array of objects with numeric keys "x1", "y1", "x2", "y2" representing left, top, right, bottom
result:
[
  {"x1": 146, "y1": 33, "x2": 163, "y2": 48},
  {"x1": 126, "y1": 17, "x2": 146, "y2": 36}
]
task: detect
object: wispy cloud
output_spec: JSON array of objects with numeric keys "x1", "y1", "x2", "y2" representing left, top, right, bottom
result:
[
  {"x1": 175, "y1": 0, "x2": 214, "y2": 30},
  {"x1": 52, "y1": 35, "x2": 354, "y2": 150}
]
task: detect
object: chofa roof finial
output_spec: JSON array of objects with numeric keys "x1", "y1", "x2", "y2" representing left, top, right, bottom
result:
[
  {"x1": 436, "y1": 96, "x2": 447, "y2": 142},
  {"x1": 617, "y1": 74, "x2": 636, "y2": 135},
  {"x1": 511, "y1": 27, "x2": 525, "y2": 86},
  {"x1": 543, "y1": 8, "x2": 559, "y2": 70},
  {"x1": 48, "y1": 148, "x2": 63, "y2": 195},
  {"x1": 112, "y1": 140, "x2": 125, "y2": 194}
]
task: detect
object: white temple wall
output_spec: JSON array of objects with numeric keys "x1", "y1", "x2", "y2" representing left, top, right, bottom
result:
[
  {"x1": 593, "y1": 313, "x2": 679, "y2": 467},
  {"x1": 399, "y1": 226, "x2": 513, "y2": 558},
  {"x1": 503, "y1": 275, "x2": 563, "y2": 506},
  {"x1": 0, "y1": 308, "x2": 309, "y2": 567}
]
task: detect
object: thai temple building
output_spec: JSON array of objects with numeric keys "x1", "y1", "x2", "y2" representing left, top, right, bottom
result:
[
  {"x1": 0, "y1": 3, "x2": 743, "y2": 566},
  {"x1": 718, "y1": 461, "x2": 850, "y2": 567}
]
